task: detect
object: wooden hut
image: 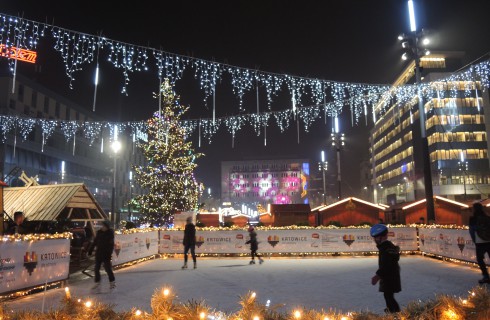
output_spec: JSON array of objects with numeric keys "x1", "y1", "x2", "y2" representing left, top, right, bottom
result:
[{"x1": 318, "y1": 197, "x2": 385, "y2": 226}]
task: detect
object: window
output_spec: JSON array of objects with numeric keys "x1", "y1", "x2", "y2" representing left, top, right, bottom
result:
[
  {"x1": 18, "y1": 84, "x2": 24, "y2": 102},
  {"x1": 31, "y1": 91, "x2": 37, "y2": 109},
  {"x1": 44, "y1": 97, "x2": 49, "y2": 113}
]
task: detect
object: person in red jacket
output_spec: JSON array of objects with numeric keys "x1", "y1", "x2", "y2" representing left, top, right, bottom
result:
[{"x1": 370, "y1": 224, "x2": 401, "y2": 313}]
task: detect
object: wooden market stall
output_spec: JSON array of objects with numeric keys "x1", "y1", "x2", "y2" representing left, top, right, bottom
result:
[{"x1": 318, "y1": 197, "x2": 385, "y2": 226}]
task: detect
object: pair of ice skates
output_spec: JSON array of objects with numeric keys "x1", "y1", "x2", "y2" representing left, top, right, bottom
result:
[
  {"x1": 249, "y1": 258, "x2": 264, "y2": 265},
  {"x1": 182, "y1": 262, "x2": 197, "y2": 269},
  {"x1": 91, "y1": 281, "x2": 116, "y2": 294}
]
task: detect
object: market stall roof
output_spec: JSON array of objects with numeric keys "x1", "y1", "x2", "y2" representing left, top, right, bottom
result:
[{"x1": 3, "y1": 183, "x2": 107, "y2": 221}]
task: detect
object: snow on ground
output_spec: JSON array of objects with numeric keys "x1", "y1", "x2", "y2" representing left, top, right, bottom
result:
[{"x1": 4, "y1": 255, "x2": 484, "y2": 315}]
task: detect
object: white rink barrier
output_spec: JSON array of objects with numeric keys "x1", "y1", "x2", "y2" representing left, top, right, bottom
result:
[
  {"x1": 113, "y1": 231, "x2": 159, "y2": 266},
  {"x1": 0, "y1": 239, "x2": 70, "y2": 294},
  {"x1": 158, "y1": 227, "x2": 418, "y2": 254},
  {"x1": 419, "y1": 227, "x2": 480, "y2": 264}
]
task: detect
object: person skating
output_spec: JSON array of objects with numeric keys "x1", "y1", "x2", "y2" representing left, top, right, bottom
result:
[
  {"x1": 182, "y1": 216, "x2": 197, "y2": 269},
  {"x1": 88, "y1": 220, "x2": 116, "y2": 293},
  {"x1": 469, "y1": 202, "x2": 490, "y2": 284},
  {"x1": 370, "y1": 224, "x2": 401, "y2": 313},
  {"x1": 245, "y1": 226, "x2": 264, "y2": 264}
]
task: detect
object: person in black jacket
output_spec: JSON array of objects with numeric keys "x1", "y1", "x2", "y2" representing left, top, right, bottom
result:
[
  {"x1": 469, "y1": 202, "x2": 490, "y2": 284},
  {"x1": 245, "y1": 226, "x2": 264, "y2": 264},
  {"x1": 370, "y1": 224, "x2": 401, "y2": 313},
  {"x1": 88, "y1": 220, "x2": 116, "y2": 292},
  {"x1": 182, "y1": 216, "x2": 197, "y2": 269},
  {"x1": 6, "y1": 212, "x2": 32, "y2": 235}
]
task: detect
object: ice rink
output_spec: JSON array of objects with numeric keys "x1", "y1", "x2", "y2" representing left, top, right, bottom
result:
[{"x1": 4, "y1": 255, "x2": 485, "y2": 315}]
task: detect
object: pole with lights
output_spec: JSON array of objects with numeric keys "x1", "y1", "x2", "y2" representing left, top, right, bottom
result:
[
  {"x1": 129, "y1": 170, "x2": 133, "y2": 221},
  {"x1": 398, "y1": 0, "x2": 435, "y2": 221},
  {"x1": 330, "y1": 117, "x2": 344, "y2": 200},
  {"x1": 318, "y1": 151, "x2": 328, "y2": 205},
  {"x1": 458, "y1": 151, "x2": 468, "y2": 201},
  {"x1": 111, "y1": 126, "x2": 122, "y2": 226}
]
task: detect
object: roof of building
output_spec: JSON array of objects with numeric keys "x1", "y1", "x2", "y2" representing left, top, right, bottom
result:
[
  {"x1": 319, "y1": 197, "x2": 385, "y2": 211},
  {"x1": 3, "y1": 183, "x2": 107, "y2": 221},
  {"x1": 395, "y1": 196, "x2": 469, "y2": 211}
]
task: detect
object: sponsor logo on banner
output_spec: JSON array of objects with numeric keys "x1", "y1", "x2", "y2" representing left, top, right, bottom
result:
[
  {"x1": 311, "y1": 233, "x2": 320, "y2": 248},
  {"x1": 114, "y1": 242, "x2": 122, "y2": 257},
  {"x1": 0, "y1": 256, "x2": 14, "y2": 271},
  {"x1": 281, "y1": 236, "x2": 308, "y2": 243},
  {"x1": 457, "y1": 237, "x2": 465, "y2": 253},
  {"x1": 23, "y1": 252, "x2": 38, "y2": 275},
  {"x1": 343, "y1": 234, "x2": 355, "y2": 247},
  {"x1": 235, "y1": 234, "x2": 244, "y2": 248},
  {"x1": 196, "y1": 236, "x2": 205, "y2": 248},
  {"x1": 267, "y1": 235, "x2": 280, "y2": 247},
  {"x1": 206, "y1": 236, "x2": 231, "y2": 243}
]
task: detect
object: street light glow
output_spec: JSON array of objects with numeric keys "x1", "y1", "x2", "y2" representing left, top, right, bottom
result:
[
  {"x1": 422, "y1": 38, "x2": 430, "y2": 45},
  {"x1": 334, "y1": 117, "x2": 339, "y2": 133},
  {"x1": 321, "y1": 150, "x2": 325, "y2": 162},
  {"x1": 408, "y1": 0, "x2": 417, "y2": 32},
  {"x1": 112, "y1": 140, "x2": 122, "y2": 153}
]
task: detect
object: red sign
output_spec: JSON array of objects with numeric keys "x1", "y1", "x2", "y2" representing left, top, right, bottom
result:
[{"x1": 0, "y1": 44, "x2": 37, "y2": 63}]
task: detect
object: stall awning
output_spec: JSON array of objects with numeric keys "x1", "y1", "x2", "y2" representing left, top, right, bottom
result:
[{"x1": 4, "y1": 183, "x2": 107, "y2": 221}]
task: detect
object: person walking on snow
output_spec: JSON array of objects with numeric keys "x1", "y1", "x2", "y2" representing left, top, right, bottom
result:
[
  {"x1": 469, "y1": 202, "x2": 490, "y2": 284},
  {"x1": 370, "y1": 223, "x2": 401, "y2": 313},
  {"x1": 182, "y1": 216, "x2": 197, "y2": 269},
  {"x1": 245, "y1": 226, "x2": 264, "y2": 265},
  {"x1": 88, "y1": 220, "x2": 116, "y2": 293}
]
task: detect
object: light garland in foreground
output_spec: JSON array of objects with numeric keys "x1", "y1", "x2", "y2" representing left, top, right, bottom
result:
[
  {"x1": 1, "y1": 283, "x2": 488, "y2": 319},
  {"x1": 1, "y1": 232, "x2": 72, "y2": 242}
]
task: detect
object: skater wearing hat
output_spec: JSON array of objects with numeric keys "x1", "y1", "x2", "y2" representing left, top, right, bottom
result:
[
  {"x1": 245, "y1": 226, "x2": 264, "y2": 265},
  {"x1": 88, "y1": 220, "x2": 116, "y2": 293},
  {"x1": 370, "y1": 224, "x2": 401, "y2": 313}
]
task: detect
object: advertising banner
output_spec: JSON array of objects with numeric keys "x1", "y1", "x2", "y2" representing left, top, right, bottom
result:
[
  {"x1": 419, "y1": 228, "x2": 477, "y2": 263},
  {"x1": 0, "y1": 239, "x2": 70, "y2": 294},
  {"x1": 112, "y1": 231, "x2": 159, "y2": 266},
  {"x1": 158, "y1": 228, "x2": 417, "y2": 254}
]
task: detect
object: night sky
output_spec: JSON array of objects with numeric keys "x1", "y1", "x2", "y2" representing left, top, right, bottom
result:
[{"x1": 2, "y1": 1, "x2": 490, "y2": 199}]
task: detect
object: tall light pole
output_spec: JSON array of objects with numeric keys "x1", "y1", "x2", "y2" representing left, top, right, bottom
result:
[
  {"x1": 331, "y1": 117, "x2": 344, "y2": 200},
  {"x1": 111, "y1": 139, "x2": 122, "y2": 226},
  {"x1": 398, "y1": 0, "x2": 435, "y2": 222},
  {"x1": 128, "y1": 170, "x2": 133, "y2": 221},
  {"x1": 318, "y1": 151, "x2": 328, "y2": 205},
  {"x1": 458, "y1": 151, "x2": 468, "y2": 201}
]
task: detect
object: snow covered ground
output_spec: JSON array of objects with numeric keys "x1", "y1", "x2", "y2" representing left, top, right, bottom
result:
[{"x1": 4, "y1": 255, "x2": 485, "y2": 315}]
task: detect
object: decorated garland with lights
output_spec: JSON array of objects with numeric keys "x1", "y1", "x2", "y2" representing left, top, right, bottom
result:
[
  {"x1": 131, "y1": 80, "x2": 203, "y2": 224},
  {"x1": 0, "y1": 13, "x2": 489, "y2": 150}
]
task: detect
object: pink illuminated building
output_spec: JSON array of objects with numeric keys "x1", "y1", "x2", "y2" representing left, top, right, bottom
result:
[{"x1": 221, "y1": 159, "x2": 310, "y2": 207}]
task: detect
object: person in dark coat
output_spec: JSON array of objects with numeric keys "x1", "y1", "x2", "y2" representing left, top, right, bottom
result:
[
  {"x1": 182, "y1": 216, "x2": 197, "y2": 269},
  {"x1": 245, "y1": 226, "x2": 264, "y2": 265},
  {"x1": 88, "y1": 220, "x2": 116, "y2": 292},
  {"x1": 7, "y1": 211, "x2": 32, "y2": 235},
  {"x1": 370, "y1": 224, "x2": 401, "y2": 313},
  {"x1": 469, "y1": 202, "x2": 490, "y2": 284}
]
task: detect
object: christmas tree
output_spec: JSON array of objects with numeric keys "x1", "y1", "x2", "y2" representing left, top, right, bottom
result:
[{"x1": 133, "y1": 79, "x2": 203, "y2": 225}]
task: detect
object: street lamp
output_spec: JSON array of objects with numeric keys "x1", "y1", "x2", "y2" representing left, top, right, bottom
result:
[
  {"x1": 318, "y1": 151, "x2": 328, "y2": 205},
  {"x1": 111, "y1": 139, "x2": 122, "y2": 226},
  {"x1": 398, "y1": 0, "x2": 435, "y2": 221},
  {"x1": 128, "y1": 170, "x2": 133, "y2": 221},
  {"x1": 458, "y1": 151, "x2": 468, "y2": 201},
  {"x1": 330, "y1": 117, "x2": 344, "y2": 200}
]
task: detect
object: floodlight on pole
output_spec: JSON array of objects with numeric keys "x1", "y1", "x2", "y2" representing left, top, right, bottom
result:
[
  {"x1": 319, "y1": 151, "x2": 328, "y2": 205},
  {"x1": 408, "y1": 0, "x2": 417, "y2": 32}
]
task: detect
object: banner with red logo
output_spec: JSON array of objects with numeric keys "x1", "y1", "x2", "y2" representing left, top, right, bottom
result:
[
  {"x1": 157, "y1": 228, "x2": 417, "y2": 254},
  {"x1": 0, "y1": 239, "x2": 70, "y2": 294},
  {"x1": 112, "y1": 231, "x2": 159, "y2": 266},
  {"x1": 419, "y1": 228, "x2": 479, "y2": 263}
]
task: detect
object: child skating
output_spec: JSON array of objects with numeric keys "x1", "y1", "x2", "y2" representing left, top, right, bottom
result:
[{"x1": 245, "y1": 226, "x2": 264, "y2": 264}]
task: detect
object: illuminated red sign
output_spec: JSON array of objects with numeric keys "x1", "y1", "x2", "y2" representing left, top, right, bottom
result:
[{"x1": 0, "y1": 45, "x2": 37, "y2": 63}]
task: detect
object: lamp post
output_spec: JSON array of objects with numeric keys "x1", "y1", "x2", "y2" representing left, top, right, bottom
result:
[
  {"x1": 128, "y1": 170, "x2": 133, "y2": 222},
  {"x1": 111, "y1": 139, "x2": 122, "y2": 226},
  {"x1": 398, "y1": 0, "x2": 435, "y2": 221},
  {"x1": 318, "y1": 151, "x2": 328, "y2": 205},
  {"x1": 330, "y1": 117, "x2": 344, "y2": 200},
  {"x1": 458, "y1": 151, "x2": 468, "y2": 201}
]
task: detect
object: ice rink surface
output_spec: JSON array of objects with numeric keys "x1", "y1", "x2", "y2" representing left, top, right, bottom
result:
[{"x1": 4, "y1": 255, "x2": 485, "y2": 315}]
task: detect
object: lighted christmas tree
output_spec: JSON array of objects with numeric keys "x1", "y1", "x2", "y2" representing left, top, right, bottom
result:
[{"x1": 133, "y1": 79, "x2": 203, "y2": 225}]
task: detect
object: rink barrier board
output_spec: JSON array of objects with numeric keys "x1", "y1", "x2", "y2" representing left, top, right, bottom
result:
[{"x1": 0, "y1": 238, "x2": 70, "y2": 295}]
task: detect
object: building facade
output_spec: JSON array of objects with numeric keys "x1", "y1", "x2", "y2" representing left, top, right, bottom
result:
[
  {"x1": 369, "y1": 53, "x2": 490, "y2": 205},
  {"x1": 0, "y1": 73, "x2": 145, "y2": 222},
  {"x1": 221, "y1": 159, "x2": 310, "y2": 207}
]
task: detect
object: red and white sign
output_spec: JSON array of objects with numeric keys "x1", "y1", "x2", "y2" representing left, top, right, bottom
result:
[{"x1": 0, "y1": 45, "x2": 37, "y2": 63}]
